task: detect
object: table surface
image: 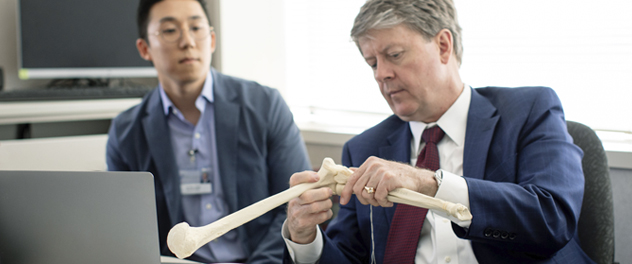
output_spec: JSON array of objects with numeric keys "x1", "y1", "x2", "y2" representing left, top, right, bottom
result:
[{"x1": 0, "y1": 98, "x2": 142, "y2": 125}]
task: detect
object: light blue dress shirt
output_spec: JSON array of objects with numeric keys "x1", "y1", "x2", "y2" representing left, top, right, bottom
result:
[{"x1": 159, "y1": 72, "x2": 246, "y2": 262}]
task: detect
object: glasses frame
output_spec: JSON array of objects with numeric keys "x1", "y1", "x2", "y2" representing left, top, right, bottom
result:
[{"x1": 151, "y1": 24, "x2": 214, "y2": 43}]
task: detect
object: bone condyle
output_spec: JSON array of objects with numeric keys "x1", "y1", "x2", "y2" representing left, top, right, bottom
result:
[{"x1": 167, "y1": 157, "x2": 472, "y2": 259}]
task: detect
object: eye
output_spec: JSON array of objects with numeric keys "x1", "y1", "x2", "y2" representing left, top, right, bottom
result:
[
  {"x1": 190, "y1": 26, "x2": 201, "y2": 32},
  {"x1": 161, "y1": 28, "x2": 178, "y2": 35},
  {"x1": 366, "y1": 60, "x2": 377, "y2": 69},
  {"x1": 390, "y1": 52, "x2": 402, "y2": 58}
]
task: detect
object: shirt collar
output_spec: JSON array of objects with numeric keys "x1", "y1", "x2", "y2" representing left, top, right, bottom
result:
[
  {"x1": 409, "y1": 83, "x2": 471, "y2": 151},
  {"x1": 159, "y1": 70, "x2": 215, "y2": 116}
]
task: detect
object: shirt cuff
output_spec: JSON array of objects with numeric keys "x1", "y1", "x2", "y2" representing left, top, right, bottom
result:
[
  {"x1": 433, "y1": 170, "x2": 472, "y2": 228},
  {"x1": 281, "y1": 219, "x2": 323, "y2": 264}
]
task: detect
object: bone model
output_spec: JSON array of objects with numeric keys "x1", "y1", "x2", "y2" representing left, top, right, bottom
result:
[{"x1": 167, "y1": 157, "x2": 472, "y2": 259}]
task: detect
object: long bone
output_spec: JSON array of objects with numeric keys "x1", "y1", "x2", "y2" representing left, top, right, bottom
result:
[{"x1": 167, "y1": 157, "x2": 472, "y2": 259}]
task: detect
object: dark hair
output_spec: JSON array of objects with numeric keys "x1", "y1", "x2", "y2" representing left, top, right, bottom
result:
[{"x1": 137, "y1": 0, "x2": 211, "y2": 42}]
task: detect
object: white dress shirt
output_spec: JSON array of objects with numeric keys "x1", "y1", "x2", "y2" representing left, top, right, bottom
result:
[{"x1": 283, "y1": 85, "x2": 477, "y2": 264}]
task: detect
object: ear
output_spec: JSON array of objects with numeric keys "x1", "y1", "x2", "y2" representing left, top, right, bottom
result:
[
  {"x1": 136, "y1": 38, "x2": 152, "y2": 61},
  {"x1": 210, "y1": 30, "x2": 217, "y2": 54},
  {"x1": 435, "y1": 29, "x2": 453, "y2": 65}
]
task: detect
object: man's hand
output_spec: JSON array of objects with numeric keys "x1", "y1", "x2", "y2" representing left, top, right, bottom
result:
[
  {"x1": 340, "y1": 156, "x2": 437, "y2": 207},
  {"x1": 286, "y1": 171, "x2": 334, "y2": 244}
]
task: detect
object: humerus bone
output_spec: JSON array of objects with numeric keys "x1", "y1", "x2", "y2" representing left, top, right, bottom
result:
[{"x1": 167, "y1": 157, "x2": 472, "y2": 259}]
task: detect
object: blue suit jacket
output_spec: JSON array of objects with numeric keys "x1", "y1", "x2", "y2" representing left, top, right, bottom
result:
[
  {"x1": 107, "y1": 69, "x2": 311, "y2": 263},
  {"x1": 292, "y1": 87, "x2": 594, "y2": 263}
]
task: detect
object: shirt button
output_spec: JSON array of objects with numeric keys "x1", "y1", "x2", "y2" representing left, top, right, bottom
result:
[
  {"x1": 206, "y1": 203, "x2": 212, "y2": 210},
  {"x1": 195, "y1": 133, "x2": 201, "y2": 139},
  {"x1": 445, "y1": 256, "x2": 452, "y2": 263}
]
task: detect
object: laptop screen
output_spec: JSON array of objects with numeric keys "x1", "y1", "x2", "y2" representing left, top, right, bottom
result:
[{"x1": 0, "y1": 170, "x2": 161, "y2": 264}]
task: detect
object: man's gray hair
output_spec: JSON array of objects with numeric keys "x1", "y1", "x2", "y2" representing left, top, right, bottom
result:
[{"x1": 351, "y1": 0, "x2": 463, "y2": 65}]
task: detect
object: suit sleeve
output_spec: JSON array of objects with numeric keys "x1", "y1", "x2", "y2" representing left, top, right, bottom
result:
[
  {"x1": 249, "y1": 89, "x2": 312, "y2": 264},
  {"x1": 106, "y1": 118, "x2": 130, "y2": 171},
  {"x1": 459, "y1": 88, "x2": 584, "y2": 257}
]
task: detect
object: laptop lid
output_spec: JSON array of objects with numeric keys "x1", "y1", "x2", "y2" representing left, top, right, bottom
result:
[{"x1": 0, "y1": 170, "x2": 161, "y2": 264}]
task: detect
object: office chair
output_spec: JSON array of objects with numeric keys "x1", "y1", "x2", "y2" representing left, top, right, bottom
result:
[{"x1": 566, "y1": 121, "x2": 617, "y2": 264}]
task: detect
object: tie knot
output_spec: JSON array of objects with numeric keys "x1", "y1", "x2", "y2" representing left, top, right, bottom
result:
[{"x1": 422, "y1": 126, "x2": 445, "y2": 144}]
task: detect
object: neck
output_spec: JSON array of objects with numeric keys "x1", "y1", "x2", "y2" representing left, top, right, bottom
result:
[
  {"x1": 421, "y1": 66, "x2": 464, "y2": 123},
  {"x1": 161, "y1": 77, "x2": 206, "y2": 125}
]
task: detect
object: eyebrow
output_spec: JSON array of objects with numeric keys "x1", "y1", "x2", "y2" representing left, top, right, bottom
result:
[
  {"x1": 158, "y1": 15, "x2": 204, "y2": 24},
  {"x1": 362, "y1": 44, "x2": 396, "y2": 61}
]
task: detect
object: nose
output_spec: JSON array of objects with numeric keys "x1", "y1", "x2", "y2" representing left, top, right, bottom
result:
[
  {"x1": 178, "y1": 28, "x2": 197, "y2": 48},
  {"x1": 374, "y1": 59, "x2": 394, "y2": 82}
]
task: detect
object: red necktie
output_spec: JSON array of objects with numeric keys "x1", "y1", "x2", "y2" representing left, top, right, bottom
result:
[{"x1": 383, "y1": 125, "x2": 445, "y2": 264}]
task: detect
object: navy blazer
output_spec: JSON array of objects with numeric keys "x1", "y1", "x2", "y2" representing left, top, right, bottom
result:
[
  {"x1": 107, "y1": 69, "x2": 311, "y2": 263},
  {"x1": 289, "y1": 87, "x2": 594, "y2": 263}
]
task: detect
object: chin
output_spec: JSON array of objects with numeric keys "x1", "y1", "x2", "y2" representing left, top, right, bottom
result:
[
  {"x1": 391, "y1": 104, "x2": 414, "y2": 118},
  {"x1": 177, "y1": 70, "x2": 207, "y2": 81}
]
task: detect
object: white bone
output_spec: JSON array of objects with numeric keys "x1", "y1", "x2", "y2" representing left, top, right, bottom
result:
[{"x1": 167, "y1": 157, "x2": 472, "y2": 259}]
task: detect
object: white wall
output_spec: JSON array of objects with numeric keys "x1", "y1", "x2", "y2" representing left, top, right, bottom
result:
[{"x1": 218, "y1": 0, "x2": 286, "y2": 95}]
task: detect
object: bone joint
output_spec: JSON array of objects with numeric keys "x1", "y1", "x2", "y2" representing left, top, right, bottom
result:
[{"x1": 167, "y1": 157, "x2": 472, "y2": 259}]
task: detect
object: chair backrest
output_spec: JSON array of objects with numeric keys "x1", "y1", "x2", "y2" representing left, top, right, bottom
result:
[{"x1": 566, "y1": 121, "x2": 615, "y2": 264}]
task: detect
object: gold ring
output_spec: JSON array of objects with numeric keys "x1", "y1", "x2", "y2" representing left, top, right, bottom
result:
[{"x1": 364, "y1": 186, "x2": 375, "y2": 194}]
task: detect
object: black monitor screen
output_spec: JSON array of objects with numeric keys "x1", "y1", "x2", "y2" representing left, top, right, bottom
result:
[{"x1": 18, "y1": 0, "x2": 155, "y2": 79}]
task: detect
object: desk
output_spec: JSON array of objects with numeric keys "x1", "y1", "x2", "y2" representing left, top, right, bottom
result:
[
  {"x1": 160, "y1": 255, "x2": 202, "y2": 263},
  {"x1": 0, "y1": 98, "x2": 142, "y2": 125}
]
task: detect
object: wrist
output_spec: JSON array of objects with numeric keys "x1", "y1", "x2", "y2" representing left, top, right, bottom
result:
[{"x1": 289, "y1": 227, "x2": 318, "y2": 244}]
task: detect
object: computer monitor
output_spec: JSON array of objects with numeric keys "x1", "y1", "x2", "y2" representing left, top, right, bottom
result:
[{"x1": 16, "y1": 0, "x2": 156, "y2": 80}]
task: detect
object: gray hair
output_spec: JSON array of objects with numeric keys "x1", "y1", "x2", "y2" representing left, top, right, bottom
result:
[{"x1": 351, "y1": 0, "x2": 463, "y2": 65}]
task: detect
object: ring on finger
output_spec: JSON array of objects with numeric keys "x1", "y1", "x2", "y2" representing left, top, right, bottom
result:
[{"x1": 364, "y1": 186, "x2": 375, "y2": 194}]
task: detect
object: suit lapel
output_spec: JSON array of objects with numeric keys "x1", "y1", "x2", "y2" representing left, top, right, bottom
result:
[
  {"x1": 378, "y1": 120, "x2": 411, "y2": 225},
  {"x1": 212, "y1": 70, "x2": 241, "y2": 213},
  {"x1": 142, "y1": 90, "x2": 181, "y2": 225},
  {"x1": 463, "y1": 88, "x2": 499, "y2": 179}
]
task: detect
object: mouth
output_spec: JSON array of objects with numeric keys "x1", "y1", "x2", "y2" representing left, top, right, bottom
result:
[
  {"x1": 179, "y1": 57, "x2": 200, "y2": 64},
  {"x1": 387, "y1": 89, "x2": 404, "y2": 97}
]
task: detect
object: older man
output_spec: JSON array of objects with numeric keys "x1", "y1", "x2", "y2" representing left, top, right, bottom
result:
[{"x1": 283, "y1": 0, "x2": 594, "y2": 263}]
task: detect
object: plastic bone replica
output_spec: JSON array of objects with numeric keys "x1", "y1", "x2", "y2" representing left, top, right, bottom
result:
[{"x1": 167, "y1": 157, "x2": 472, "y2": 259}]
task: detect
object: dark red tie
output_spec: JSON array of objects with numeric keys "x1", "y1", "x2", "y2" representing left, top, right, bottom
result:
[{"x1": 383, "y1": 125, "x2": 444, "y2": 264}]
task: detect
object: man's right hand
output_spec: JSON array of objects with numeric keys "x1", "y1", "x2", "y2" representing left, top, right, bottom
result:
[{"x1": 287, "y1": 170, "x2": 334, "y2": 244}]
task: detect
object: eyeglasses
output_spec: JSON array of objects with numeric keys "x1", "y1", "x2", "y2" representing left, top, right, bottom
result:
[{"x1": 152, "y1": 21, "x2": 213, "y2": 43}]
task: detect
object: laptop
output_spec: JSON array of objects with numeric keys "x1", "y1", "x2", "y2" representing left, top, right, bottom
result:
[{"x1": 0, "y1": 170, "x2": 198, "y2": 264}]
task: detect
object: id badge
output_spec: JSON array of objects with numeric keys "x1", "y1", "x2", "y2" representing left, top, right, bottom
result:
[{"x1": 180, "y1": 170, "x2": 212, "y2": 195}]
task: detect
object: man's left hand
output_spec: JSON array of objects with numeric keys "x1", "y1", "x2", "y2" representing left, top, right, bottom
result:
[{"x1": 340, "y1": 156, "x2": 438, "y2": 207}]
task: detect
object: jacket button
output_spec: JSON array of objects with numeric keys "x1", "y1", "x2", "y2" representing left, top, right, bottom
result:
[
  {"x1": 501, "y1": 231, "x2": 509, "y2": 239},
  {"x1": 492, "y1": 230, "x2": 501, "y2": 238},
  {"x1": 509, "y1": 233, "x2": 517, "y2": 240},
  {"x1": 484, "y1": 228, "x2": 493, "y2": 237}
]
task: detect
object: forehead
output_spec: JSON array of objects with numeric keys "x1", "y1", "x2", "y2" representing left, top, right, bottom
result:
[
  {"x1": 358, "y1": 25, "x2": 427, "y2": 54},
  {"x1": 149, "y1": 0, "x2": 208, "y2": 24}
]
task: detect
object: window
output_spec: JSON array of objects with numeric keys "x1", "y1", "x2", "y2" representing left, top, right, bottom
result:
[{"x1": 284, "y1": 0, "x2": 632, "y2": 137}]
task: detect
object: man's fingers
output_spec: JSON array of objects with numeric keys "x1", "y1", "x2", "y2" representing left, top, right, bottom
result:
[
  {"x1": 297, "y1": 187, "x2": 333, "y2": 205},
  {"x1": 340, "y1": 168, "x2": 361, "y2": 205},
  {"x1": 289, "y1": 171, "x2": 320, "y2": 187},
  {"x1": 287, "y1": 188, "x2": 334, "y2": 244},
  {"x1": 341, "y1": 157, "x2": 376, "y2": 205},
  {"x1": 374, "y1": 180, "x2": 393, "y2": 207}
]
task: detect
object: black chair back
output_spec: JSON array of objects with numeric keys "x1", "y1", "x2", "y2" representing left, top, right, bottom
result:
[{"x1": 567, "y1": 121, "x2": 616, "y2": 264}]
